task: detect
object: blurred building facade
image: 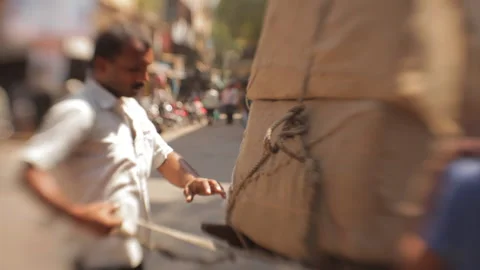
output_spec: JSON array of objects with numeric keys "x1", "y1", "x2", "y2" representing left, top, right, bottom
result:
[
  {"x1": 0, "y1": 0, "x2": 217, "y2": 132},
  {"x1": 157, "y1": 0, "x2": 216, "y2": 99}
]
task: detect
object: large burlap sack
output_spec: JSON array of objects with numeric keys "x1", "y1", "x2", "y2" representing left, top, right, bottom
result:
[
  {"x1": 248, "y1": 0, "x2": 413, "y2": 101},
  {"x1": 228, "y1": 99, "x2": 433, "y2": 264},
  {"x1": 248, "y1": 0, "x2": 467, "y2": 137}
]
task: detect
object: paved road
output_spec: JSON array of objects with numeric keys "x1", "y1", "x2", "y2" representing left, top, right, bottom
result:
[
  {"x1": 0, "y1": 121, "x2": 306, "y2": 270},
  {"x1": 146, "y1": 123, "x2": 304, "y2": 269}
]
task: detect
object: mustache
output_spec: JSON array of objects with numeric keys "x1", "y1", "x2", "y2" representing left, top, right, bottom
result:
[{"x1": 132, "y1": 82, "x2": 145, "y2": 90}]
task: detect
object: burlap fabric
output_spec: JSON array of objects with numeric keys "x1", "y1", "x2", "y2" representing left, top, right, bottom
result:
[
  {"x1": 227, "y1": 0, "x2": 477, "y2": 265},
  {"x1": 247, "y1": 0, "x2": 466, "y2": 137},
  {"x1": 228, "y1": 100, "x2": 433, "y2": 264}
]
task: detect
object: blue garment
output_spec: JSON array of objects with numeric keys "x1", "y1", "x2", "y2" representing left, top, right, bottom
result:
[{"x1": 424, "y1": 157, "x2": 480, "y2": 270}]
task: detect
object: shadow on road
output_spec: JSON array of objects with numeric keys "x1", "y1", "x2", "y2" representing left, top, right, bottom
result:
[{"x1": 147, "y1": 201, "x2": 307, "y2": 270}]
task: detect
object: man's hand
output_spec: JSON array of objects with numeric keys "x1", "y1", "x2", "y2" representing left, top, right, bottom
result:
[
  {"x1": 71, "y1": 202, "x2": 123, "y2": 236},
  {"x1": 429, "y1": 137, "x2": 480, "y2": 174},
  {"x1": 183, "y1": 178, "x2": 226, "y2": 203},
  {"x1": 158, "y1": 152, "x2": 227, "y2": 202},
  {"x1": 24, "y1": 165, "x2": 123, "y2": 237}
]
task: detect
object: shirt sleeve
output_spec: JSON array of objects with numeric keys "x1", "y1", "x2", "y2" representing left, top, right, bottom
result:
[
  {"x1": 152, "y1": 132, "x2": 174, "y2": 169},
  {"x1": 22, "y1": 99, "x2": 95, "y2": 170},
  {"x1": 424, "y1": 159, "x2": 480, "y2": 265}
]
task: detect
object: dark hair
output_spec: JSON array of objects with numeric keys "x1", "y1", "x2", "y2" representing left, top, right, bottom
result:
[{"x1": 91, "y1": 22, "x2": 152, "y2": 67}]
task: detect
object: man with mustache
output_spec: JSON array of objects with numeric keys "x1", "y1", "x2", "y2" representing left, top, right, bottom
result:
[{"x1": 21, "y1": 23, "x2": 226, "y2": 270}]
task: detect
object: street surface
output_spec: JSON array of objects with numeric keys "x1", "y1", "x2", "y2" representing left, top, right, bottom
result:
[{"x1": 0, "y1": 119, "x2": 306, "y2": 270}]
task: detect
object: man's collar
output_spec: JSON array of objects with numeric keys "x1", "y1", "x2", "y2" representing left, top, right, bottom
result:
[{"x1": 85, "y1": 78, "x2": 118, "y2": 109}]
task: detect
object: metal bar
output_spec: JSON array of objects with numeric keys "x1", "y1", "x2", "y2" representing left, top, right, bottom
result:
[{"x1": 135, "y1": 219, "x2": 218, "y2": 251}]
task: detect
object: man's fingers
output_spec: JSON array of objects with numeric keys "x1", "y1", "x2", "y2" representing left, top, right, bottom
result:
[
  {"x1": 209, "y1": 180, "x2": 226, "y2": 198},
  {"x1": 98, "y1": 203, "x2": 122, "y2": 225},
  {"x1": 427, "y1": 138, "x2": 480, "y2": 175},
  {"x1": 95, "y1": 201, "x2": 117, "y2": 209},
  {"x1": 107, "y1": 203, "x2": 120, "y2": 213},
  {"x1": 110, "y1": 217, "x2": 123, "y2": 226},
  {"x1": 103, "y1": 216, "x2": 123, "y2": 228},
  {"x1": 447, "y1": 138, "x2": 480, "y2": 154},
  {"x1": 184, "y1": 185, "x2": 194, "y2": 203},
  {"x1": 202, "y1": 180, "x2": 211, "y2": 195},
  {"x1": 101, "y1": 206, "x2": 123, "y2": 225},
  {"x1": 184, "y1": 179, "x2": 227, "y2": 202},
  {"x1": 459, "y1": 138, "x2": 480, "y2": 147}
]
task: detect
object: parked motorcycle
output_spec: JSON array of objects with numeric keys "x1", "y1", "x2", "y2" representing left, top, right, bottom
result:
[
  {"x1": 184, "y1": 100, "x2": 207, "y2": 124},
  {"x1": 159, "y1": 101, "x2": 186, "y2": 128},
  {"x1": 145, "y1": 103, "x2": 165, "y2": 134}
]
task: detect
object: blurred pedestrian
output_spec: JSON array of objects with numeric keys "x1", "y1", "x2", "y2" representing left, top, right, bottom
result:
[
  {"x1": 405, "y1": 138, "x2": 480, "y2": 270},
  {"x1": 237, "y1": 86, "x2": 249, "y2": 128},
  {"x1": 221, "y1": 81, "x2": 240, "y2": 125},
  {"x1": 202, "y1": 85, "x2": 220, "y2": 125},
  {"x1": 0, "y1": 86, "x2": 13, "y2": 139}
]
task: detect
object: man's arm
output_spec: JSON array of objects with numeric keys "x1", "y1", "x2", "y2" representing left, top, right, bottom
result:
[
  {"x1": 158, "y1": 152, "x2": 198, "y2": 188},
  {"x1": 405, "y1": 139, "x2": 480, "y2": 269},
  {"x1": 22, "y1": 100, "x2": 121, "y2": 235},
  {"x1": 157, "y1": 152, "x2": 226, "y2": 202},
  {"x1": 406, "y1": 249, "x2": 445, "y2": 270},
  {"x1": 25, "y1": 164, "x2": 122, "y2": 235},
  {"x1": 152, "y1": 133, "x2": 225, "y2": 202},
  {"x1": 400, "y1": 233, "x2": 445, "y2": 270},
  {"x1": 25, "y1": 163, "x2": 83, "y2": 219}
]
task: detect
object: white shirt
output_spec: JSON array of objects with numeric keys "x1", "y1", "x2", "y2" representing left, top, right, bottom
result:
[
  {"x1": 22, "y1": 78, "x2": 174, "y2": 268},
  {"x1": 202, "y1": 89, "x2": 220, "y2": 109}
]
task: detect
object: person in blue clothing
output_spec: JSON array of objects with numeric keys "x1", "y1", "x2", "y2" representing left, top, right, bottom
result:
[{"x1": 408, "y1": 138, "x2": 480, "y2": 270}]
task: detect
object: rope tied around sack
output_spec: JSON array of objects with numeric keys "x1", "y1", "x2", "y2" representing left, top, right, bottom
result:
[
  {"x1": 226, "y1": 0, "x2": 332, "y2": 258},
  {"x1": 226, "y1": 103, "x2": 317, "y2": 221},
  {"x1": 263, "y1": 104, "x2": 309, "y2": 160}
]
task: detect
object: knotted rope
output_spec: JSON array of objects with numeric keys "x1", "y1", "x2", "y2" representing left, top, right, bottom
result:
[{"x1": 226, "y1": 104, "x2": 312, "y2": 222}]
